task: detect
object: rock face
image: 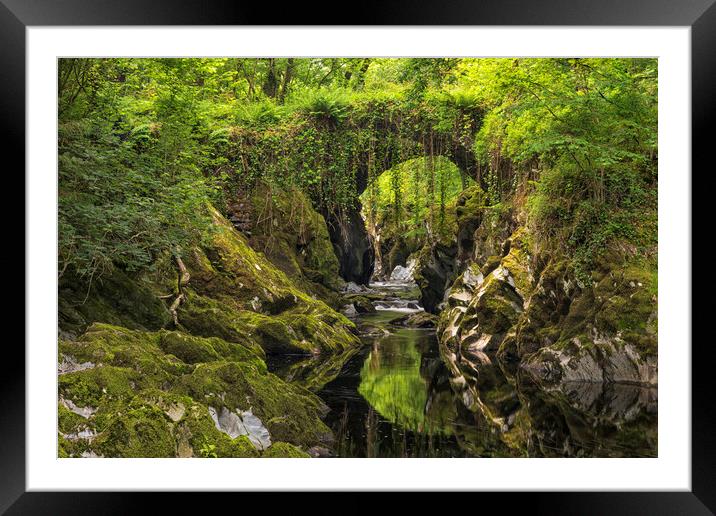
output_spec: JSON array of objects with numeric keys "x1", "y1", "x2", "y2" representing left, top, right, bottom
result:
[
  {"x1": 70, "y1": 205, "x2": 360, "y2": 357},
  {"x1": 176, "y1": 206, "x2": 360, "y2": 355},
  {"x1": 414, "y1": 242, "x2": 458, "y2": 314},
  {"x1": 58, "y1": 267, "x2": 172, "y2": 338},
  {"x1": 244, "y1": 182, "x2": 345, "y2": 303},
  {"x1": 324, "y1": 203, "x2": 374, "y2": 285},
  {"x1": 431, "y1": 185, "x2": 657, "y2": 417},
  {"x1": 374, "y1": 233, "x2": 421, "y2": 280},
  {"x1": 389, "y1": 257, "x2": 417, "y2": 282},
  {"x1": 390, "y1": 311, "x2": 437, "y2": 328},
  {"x1": 209, "y1": 406, "x2": 272, "y2": 450}
]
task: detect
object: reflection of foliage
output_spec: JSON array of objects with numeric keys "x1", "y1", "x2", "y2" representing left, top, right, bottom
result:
[
  {"x1": 271, "y1": 346, "x2": 360, "y2": 392},
  {"x1": 358, "y1": 333, "x2": 448, "y2": 435}
]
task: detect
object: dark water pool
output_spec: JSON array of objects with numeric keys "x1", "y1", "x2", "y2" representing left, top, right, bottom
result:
[{"x1": 268, "y1": 285, "x2": 657, "y2": 458}]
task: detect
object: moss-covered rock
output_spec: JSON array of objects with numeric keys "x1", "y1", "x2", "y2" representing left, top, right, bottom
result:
[
  {"x1": 519, "y1": 254, "x2": 658, "y2": 387},
  {"x1": 93, "y1": 403, "x2": 176, "y2": 458},
  {"x1": 172, "y1": 360, "x2": 331, "y2": 447},
  {"x1": 414, "y1": 241, "x2": 458, "y2": 313},
  {"x1": 243, "y1": 182, "x2": 344, "y2": 297},
  {"x1": 262, "y1": 442, "x2": 311, "y2": 458},
  {"x1": 58, "y1": 267, "x2": 172, "y2": 337},
  {"x1": 390, "y1": 311, "x2": 437, "y2": 328},
  {"x1": 347, "y1": 295, "x2": 376, "y2": 314},
  {"x1": 159, "y1": 331, "x2": 222, "y2": 364},
  {"x1": 58, "y1": 324, "x2": 334, "y2": 457},
  {"x1": 181, "y1": 206, "x2": 360, "y2": 354},
  {"x1": 435, "y1": 213, "x2": 658, "y2": 415},
  {"x1": 175, "y1": 292, "x2": 264, "y2": 356},
  {"x1": 59, "y1": 204, "x2": 359, "y2": 358}
]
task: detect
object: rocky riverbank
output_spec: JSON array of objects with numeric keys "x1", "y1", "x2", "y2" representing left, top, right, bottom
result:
[
  {"x1": 409, "y1": 186, "x2": 657, "y2": 426},
  {"x1": 58, "y1": 197, "x2": 360, "y2": 458}
]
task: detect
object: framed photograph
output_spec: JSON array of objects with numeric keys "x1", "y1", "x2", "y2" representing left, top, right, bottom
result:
[{"x1": 5, "y1": 0, "x2": 712, "y2": 511}]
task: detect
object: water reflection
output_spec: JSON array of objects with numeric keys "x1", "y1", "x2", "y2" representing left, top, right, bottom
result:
[
  {"x1": 266, "y1": 346, "x2": 360, "y2": 392},
  {"x1": 358, "y1": 331, "x2": 438, "y2": 434},
  {"x1": 268, "y1": 308, "x2": 657, "y2": 458}
]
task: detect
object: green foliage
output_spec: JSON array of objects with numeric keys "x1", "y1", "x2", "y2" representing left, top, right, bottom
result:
[
  {"x1": 58, "y1": 57, "x2": 656, "y2": 288},
  {"x1": 463, "y1": 58, "x2": 657, "y2": 273},
  {"x1": 294, "y1": 88, "x2": 352, "y2": 123},
  {"x1": 58, "y1": 117, "x2": 215, "y2": 281},
  {"x1": 235, "y1": 100, "x2": 284, "y2": 126},
  {"x1": 198, "y1": 437, "x2": 218, "y2": 458},
  {"x1": 360, "y1": 157, "x2": 472, "y2": 243}
]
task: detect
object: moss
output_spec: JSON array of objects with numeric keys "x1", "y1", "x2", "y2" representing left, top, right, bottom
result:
[
  {"x1": 58, "y1": 435, "x2": 71, "y2": 458},
  {"x1": 57, "y1": 432, "x2": 94, "y2": 458},
  {"x1": 279, "y1": 310, "x2": 358, "y2": 353},
  {"x1": 187, "y1": 207, "x2": 303, "y2": 311},
  {"x1": 183, "y1": 205, "x2": 358, "y2": 353},
  {"x1": 59, "y1": 324, "x2": 191, "y2": 401},
  {"x1": 470, "y1": 273, "x2": 523, "y2": 334},
  {"x1": 255, "y1": 317, "x2": 300, "y2": 354},
  {"x1": 145, "y1": 206, "x2": 356, "y2": 351},
  {"x1": 58, "y1": 321, "x2": 337, "y2": 456},
  {"x1": 181, "y1": 294, "x2": 357, "y2": 356},
  {"x1": 58, "y1": 267, "x2": 172, "y2": 336},
  {"x1": 171, "y1": 360, "x2": 331, "y2": 448},
  {"x1": 500, "y1": 228, "x2": 533, "y2": 297},
  {"x1": 159, "y1": 330, "x2": 221, "y2": 364},
  {"x1": 179, "y1": 403, "x2": 260, "y2": 458},
  {"x1": 55, "y1": 203, "x2": 365, "y2": 457},
  {"x1": 482, "y1": 255, "x2": 502, "y2": 276},
  {"x1": 391, "y1": 311, "x2": 437, "y2": 328},
  {"x1": 455, "y1": 185, "x2": 489, "y2": 230},
  {"x1": 247, "y1": 182, "x2": 342, "y2": 296},
  {"x1": 262, "y1": 442, "x2": 310, "y2": 458},
  {"x1": 555, "y1": 258, "x2": 657, "y2": 357},
  {"x1": 93, "y1": 404, "x2": 176, "y2": 458},
  {"x1": 59, "y1": 366, "x2": 139, "y2": 408},
  {"x1": 593, "y1": 264, "x2": 657, "y2": 356},
  {"x1": 349, "y1": 295, "x2": 376, "y2": 313},
  {"x1": 177, "y1": 292, "x2": 264, "y2": 357},
  {"x1": 58, "y1": 403, "x2": 89, "y2": 434},
  {"x1": 159, "y1": 330, "x2": 267, "y2": 368}
]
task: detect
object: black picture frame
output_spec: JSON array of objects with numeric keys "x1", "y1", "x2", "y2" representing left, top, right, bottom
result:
[{"x1": 3, "y1": 0, "x2": 711, "y2": 512}]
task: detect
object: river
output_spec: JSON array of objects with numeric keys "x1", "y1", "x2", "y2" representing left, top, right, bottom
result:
[{"x1": 268, "y1": 280, "x2": 657, "y2": 458}]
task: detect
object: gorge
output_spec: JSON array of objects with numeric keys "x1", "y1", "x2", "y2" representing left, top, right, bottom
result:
[{"x1": 57, "y1": 57, "x2": 658, "y2": 458}]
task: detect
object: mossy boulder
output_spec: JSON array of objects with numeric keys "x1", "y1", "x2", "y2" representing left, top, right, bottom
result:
[
  {"x1": 59, "y1": 204, "x2": 358, "y2": 357},
  {"x1": 159, "y1": 331, "x2": 222, "y2": 364},
  {"x1": 347, "y1": 295, "x2": 376, "y2": 314},
  {"x1": 391, "y1": 311, "x2": 437, "y2": 328},
  {"x1": 436, "y1": 218, "x2": 657, "y2": 413},
  {"x1": 58, "y1": 324, "x2": 334, "y2": 457},
  {"x1": 93, "y1": 404, "x2": 176, "y2": 458},
  {"x1": 173, "y1": 361, "x2": 331, "y2": 447},
  {"x1": 253, "y1": 316, "x2": 298, "y2": 354}
]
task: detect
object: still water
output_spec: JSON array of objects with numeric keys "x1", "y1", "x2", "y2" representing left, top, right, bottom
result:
[{"x1": 269, "y1": 282, "x2": 657, "y2": 458}]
